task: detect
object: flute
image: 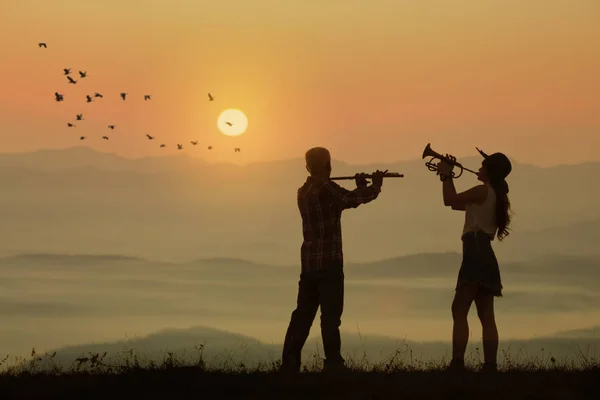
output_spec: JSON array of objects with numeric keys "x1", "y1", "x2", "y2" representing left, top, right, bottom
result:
[{"x1": 330, "y1": 172, "x2": 404, "y2": 180}]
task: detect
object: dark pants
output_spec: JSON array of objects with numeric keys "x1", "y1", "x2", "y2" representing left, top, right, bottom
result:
[{"x1": 281, "y1": 261, "x2": 345, "y2": 371}]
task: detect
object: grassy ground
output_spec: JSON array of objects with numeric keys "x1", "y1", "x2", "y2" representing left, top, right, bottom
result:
[{"x1": 0, "y1": 349, "x2": 598, "y2": 399}]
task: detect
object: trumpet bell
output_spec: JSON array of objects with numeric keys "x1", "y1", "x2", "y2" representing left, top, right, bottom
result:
[
  {"x1": 422, "y1": 142, "x2": 444, "y2": 161},
  {"x1": 422, "y1": 143, "x2": 433, "y2": 159}
]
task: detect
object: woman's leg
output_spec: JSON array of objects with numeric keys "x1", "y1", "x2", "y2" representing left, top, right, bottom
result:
[
  {"x1": 451, "y1": 285, "x2": 478, "y2": 362},
  {"x1": 475, "y1": 294, "x2": 498, "y2": 365}
]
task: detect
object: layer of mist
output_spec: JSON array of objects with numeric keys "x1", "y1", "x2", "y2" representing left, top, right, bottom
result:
[
  {"x1": 1, "y1": 252, "x2": 599, "y2": 365},
  {"x1": 0, "y1": 148, "x2": 598, "y2": 264}
]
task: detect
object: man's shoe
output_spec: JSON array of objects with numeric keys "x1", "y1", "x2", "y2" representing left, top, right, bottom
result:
[
  {"x1": 279, "y1": 362, "x2": 300, "y2": 375},
  {"x1": 446, "y1": 358, "x2": 466, "y2": 372},
  {"x1": 322, "y1": 362, "x2": 350, "y2": 374}
]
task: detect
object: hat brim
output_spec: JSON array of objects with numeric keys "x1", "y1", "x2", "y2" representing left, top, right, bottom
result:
[{"x1": 476, "y1": 147, "x2": 489, "y2": 158}]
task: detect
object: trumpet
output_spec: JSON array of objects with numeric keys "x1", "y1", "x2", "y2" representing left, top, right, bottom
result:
[
  {"x1": 330, "y1": 172, "x2": 404, "y2": 180},
  {"x1": 422, "y1": 143, "x2": 478, "y2": 179}
]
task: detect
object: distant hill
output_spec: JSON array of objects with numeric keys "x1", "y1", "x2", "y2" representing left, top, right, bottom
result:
[
  {"x1": 2, "y1": 250, "x2": 599, "y2": 284},
  {"x1": 0, "y1": 147, "x2": 598, "y2": 264},
  {"x1": 497, "y1": 219, "x2": 600, "y2": 260},
  {"x1": 1, "y1": 253, "x2": 147, "y2": 264},
  {"x1": 21, "y1": 324, "x2": 600, "y2": 371},
  {"x1": 0, "y1": 147, "x2": 209, "y2": 173},
  {"x1": 346, "y1": 252, "x2": 462, "y2": 278},
  {"x1": 1, "y1": 251, "x2": 599, "y2": 317},
  {"x1": 2, "y1": 252, "x2": 600, "y2": 368},
  {"x1": 553, "y1": 325, "x2": 600, "y2": 338}
]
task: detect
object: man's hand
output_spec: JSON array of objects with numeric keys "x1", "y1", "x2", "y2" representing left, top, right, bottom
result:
[
  {"x1": 355, "y1": 173, "x2": 369, "y2": 188},
  {"x1": 371, "y1": 169, "x2": 388, "y2": 188}
]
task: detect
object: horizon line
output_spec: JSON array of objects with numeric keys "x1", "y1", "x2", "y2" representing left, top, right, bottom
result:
[
  {"x1": 2, "y1": 145, "x2": 599, "y2": 168},
  {"x1": 0, "y1": 250, "x2": 462, "y2": 267},
  {"x1": 3, "y1": 249, "x2": 596, "y2": 268}
]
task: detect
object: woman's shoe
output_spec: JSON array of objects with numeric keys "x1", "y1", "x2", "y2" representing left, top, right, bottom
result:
[{"x1": 481, "y1": 361, "x2": 498, "y2": 373}]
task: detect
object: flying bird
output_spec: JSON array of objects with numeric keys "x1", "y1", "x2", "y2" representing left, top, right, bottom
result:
[
  {"x1": 146, "y1": 134, "x2": 154, "y2": 140},
  {"x1": 160, "y1": 144, "x2": 166, "y2": 148},
  {"x1": 144, "y1": 95, "x2": 151, "y2": 100},
  {"x1": 54, "y1": 92, "x2": 64, "y2": 102},
  {"x1": 177, "y1": 144, "x2": 183, "y2": 150},
  {"x1": 85, "y1": 95, "x2": 93, "y2": 103},
  {"x1": 67, "y1": 76, "x2": 77, "y2": 84},
  {"x1": 67, "y1": 123, "x2": 75, "y2": 127},
  {"x1": 226, "y1": 122, "x2": 232, "y2": 126},
  {"x1": 120, "y1": 93, "x2": 127, "y2": 100},
  {"x1": 76, "y1": 114, "x2": 83, "y2": 120},
  {"x1": 102, "y1": 136, "x2": 109, "y2": 140},
  {"x1": 78, "y1": 71, "x2": 87, "y2": 78},
  {"x1": 234, "y1": 148, "x2": 241, "y2": 152},
  {"x1": 94, "y1": 93, "x2": 103, "y2": 98},
  {"x1": 80, "y1": 136, "x2": 86, "y2": 140},
  {"x1": 108, "y1": 125, "x2": 115, "y2": 129},
  {"x1": 190, "y1": 140, "x2": 198, "y2": 145},
  {"x1": 63, "y1": 68, "x2": 71, "y2": 75},
  {"x1": 208, "y1": 93, "x2": 214, "y2": 101},
  {"x1": 38, "y1": 43, "x2": 47, "y2": 48},
  {"x1": 207, "y1": 146, "x2": 212, "y2": 150}
]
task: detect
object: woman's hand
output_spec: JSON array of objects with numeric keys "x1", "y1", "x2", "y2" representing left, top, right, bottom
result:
[{"x1": 436, "y1": 154, "x2": 457, "y2": 180}]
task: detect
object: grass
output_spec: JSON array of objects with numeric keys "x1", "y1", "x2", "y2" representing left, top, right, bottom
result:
[{"x1": 1, "y1": 345, "x2": 599, "y2": 400}]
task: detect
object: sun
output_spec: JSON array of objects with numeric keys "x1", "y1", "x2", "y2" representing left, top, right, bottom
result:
[{"x1": 217, "y1": 109, "x2": 248, "y2": 136}]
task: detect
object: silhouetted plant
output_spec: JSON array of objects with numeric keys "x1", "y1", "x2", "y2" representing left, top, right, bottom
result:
[{"x1": 2, "y1": 342, "x2": 599, "y2": 377}]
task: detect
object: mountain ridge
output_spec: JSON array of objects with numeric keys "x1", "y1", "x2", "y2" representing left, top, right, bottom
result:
[
  {"x1": 0, "y1": 253, "x2": 148, "y2": 263},
  {"x1": 0, "y1": 147, "x2": 598, "y2": 264},
  {"x1": 2, "y1": 250, "x2": 599, "y2": 272},
  {"x1": 24, "y1": 324, "x2": 600, "y2": 370},
  {"x1": 2, "y1": 146, "x2": 598, "y2": 171}
]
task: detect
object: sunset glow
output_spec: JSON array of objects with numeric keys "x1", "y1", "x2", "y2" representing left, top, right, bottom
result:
[
  {"x1": 217, "y1": 109, "x2": 248, "y2": 137},
  {"x1": 0, "y1": 0, "x2": 598, "y2": 165}
]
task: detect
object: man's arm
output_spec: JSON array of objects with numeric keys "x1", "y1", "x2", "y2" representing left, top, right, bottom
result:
[{"x1": 324, "y1": 181, "x2": 381, "y2": 210}]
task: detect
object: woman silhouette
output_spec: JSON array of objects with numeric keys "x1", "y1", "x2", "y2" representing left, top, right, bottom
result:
[{"x1": 436, "y1": 148, "x2": 512, "y2": 372}]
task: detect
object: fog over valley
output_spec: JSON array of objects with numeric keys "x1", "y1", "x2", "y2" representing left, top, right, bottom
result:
[
  {"x1": 0, "y1": 148, "x2": 598, "y2": 264},
  {"x1": 0, "y1": 148, "x2": 599, "y2": 368},
  {"x1": 1, "y1": 252, "x2": 600, "y2": 367}
]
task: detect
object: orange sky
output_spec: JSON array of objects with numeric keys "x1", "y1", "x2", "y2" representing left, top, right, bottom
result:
[{"x1": 1, "y1": 0, "x2": 599, "y2": 166}]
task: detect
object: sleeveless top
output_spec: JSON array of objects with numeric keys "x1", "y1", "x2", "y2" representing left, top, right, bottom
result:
[{"x1": 462, "y1": 184, "x2": 497, "y2": 239}]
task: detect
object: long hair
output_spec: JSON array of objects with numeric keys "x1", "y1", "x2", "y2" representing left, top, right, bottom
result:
[{"x1": 490, "y1": 180, "x2": 511, "y2": 241}]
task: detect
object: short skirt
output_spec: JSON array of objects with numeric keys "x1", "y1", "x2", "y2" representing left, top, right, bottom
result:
[{"x1": 456, "y1": 231, "x2": 503, "y2": 297}]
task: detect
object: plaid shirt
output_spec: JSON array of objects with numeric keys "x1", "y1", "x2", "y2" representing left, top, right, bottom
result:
[{"x1": 298, "y1": 176, "x2": 381, "y2": 272}]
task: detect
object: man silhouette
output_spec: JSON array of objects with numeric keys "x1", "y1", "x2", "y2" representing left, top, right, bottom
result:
[{"x1": 281, "y1": 147, "x2": 387, "y2": 373}]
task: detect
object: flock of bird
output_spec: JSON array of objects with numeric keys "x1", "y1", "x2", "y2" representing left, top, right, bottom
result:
[{"x1": 39, "y1": 42, "x2": 242, "y2": 153}]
